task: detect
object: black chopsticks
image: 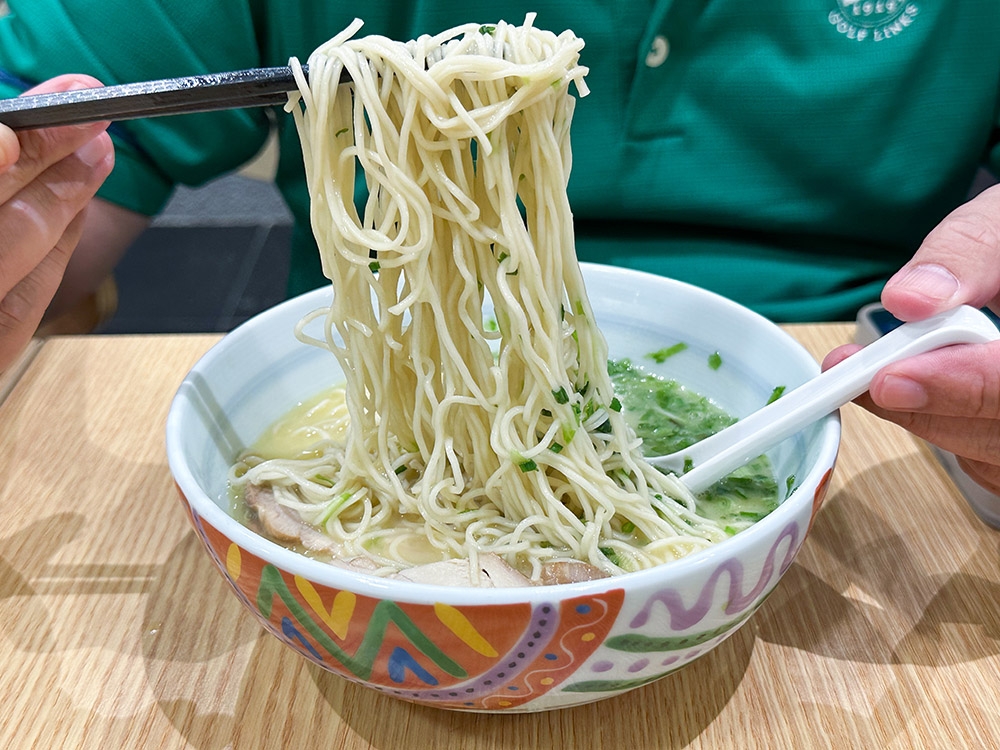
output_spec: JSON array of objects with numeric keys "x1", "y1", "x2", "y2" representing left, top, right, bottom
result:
[{"x1": 0, "y1": 65, "x2": 328, "y2": 130}]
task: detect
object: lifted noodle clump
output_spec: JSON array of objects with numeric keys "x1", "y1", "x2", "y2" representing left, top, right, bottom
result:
[{"x1": 230, "y1": 16, "x2": 729, "y2": 582}]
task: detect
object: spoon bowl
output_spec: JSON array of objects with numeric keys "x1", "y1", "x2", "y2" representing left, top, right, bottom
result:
[{"x1": 649, "y1": 305, "x2": 1000, "y2": 494}]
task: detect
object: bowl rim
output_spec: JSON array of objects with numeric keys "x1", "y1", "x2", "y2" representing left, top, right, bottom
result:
[{"x1": 166, "y1": 263, "x2": 841, "y2": 605}]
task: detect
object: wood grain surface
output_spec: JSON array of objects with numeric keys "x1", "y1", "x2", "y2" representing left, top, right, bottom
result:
[{"x1": 0, "y1": 329, "x2": 996, "y2": 749}]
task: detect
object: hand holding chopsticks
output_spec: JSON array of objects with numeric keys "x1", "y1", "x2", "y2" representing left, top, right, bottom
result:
[
  {"x1": 0, "y1": 65, "x2": 324, "y2": 130},
  {"x1": 0, "y1": 74, "x2": 115, "y2": 372}
]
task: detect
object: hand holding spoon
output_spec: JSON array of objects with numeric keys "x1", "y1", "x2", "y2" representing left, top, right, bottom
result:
[{"x1": 647, "y1": 305, "x2": 1000, "y2": 494}]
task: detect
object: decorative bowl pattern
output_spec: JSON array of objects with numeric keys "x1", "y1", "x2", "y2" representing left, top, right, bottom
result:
[{"x1": 166, "y1": 264, "x2": 840, "y2": 712}]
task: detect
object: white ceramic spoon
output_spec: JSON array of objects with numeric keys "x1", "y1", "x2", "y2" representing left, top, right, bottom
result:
[{"x1": 647, "y1": 305, "x2": 1000, "y2": 494}]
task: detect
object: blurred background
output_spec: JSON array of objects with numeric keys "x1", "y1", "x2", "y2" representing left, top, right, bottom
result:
[
  {"x1": 99, "y1": 135, "x2": 294, "y2": 334},
  {"x1": 100, "y1": 160, "x2": 997, "y2": 335}
]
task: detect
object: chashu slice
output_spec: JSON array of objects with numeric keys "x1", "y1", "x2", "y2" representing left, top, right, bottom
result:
[
  {"x1": 244, "y1": 483, "x2": 340, "y2": 555},
  {"x1": 391, "y1": 554, "x2": 532, "y2": 588}
]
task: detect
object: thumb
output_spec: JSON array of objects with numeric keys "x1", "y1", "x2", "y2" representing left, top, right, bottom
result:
[{"x1": 882, "y1": 184, "x2": 1000, "y2": 321}]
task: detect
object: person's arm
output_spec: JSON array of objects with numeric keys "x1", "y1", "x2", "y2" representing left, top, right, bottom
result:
[
  {"x1": 0, "y1": 1, "x2": 277, "y2": 324},
  {"x1": 43, "y1": 197, "x2": 149, "y2": 319},
  {"x1": 823, "y1": 184, "x2": 1000, "y2": 494},
  {"x1": 0, "y1": 74, "x2": 115, "y2": 371}
]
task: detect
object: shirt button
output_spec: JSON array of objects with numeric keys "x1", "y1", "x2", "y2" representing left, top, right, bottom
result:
[{"x1": 645, "y1": 35, "x2": 669, "y2": 68}]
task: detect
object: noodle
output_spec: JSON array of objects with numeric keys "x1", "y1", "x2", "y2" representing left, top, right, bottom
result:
[{"x1": 230, "y1": 16, "x2": 731, "y2": 580}]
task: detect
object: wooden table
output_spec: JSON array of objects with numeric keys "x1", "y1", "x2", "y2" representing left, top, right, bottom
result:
[{"x1": 0, "y1": 327, "x2": 997, "y2": 748}]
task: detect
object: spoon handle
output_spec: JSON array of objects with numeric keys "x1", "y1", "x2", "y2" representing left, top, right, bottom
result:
[{"x1": 652, "y1": 305, "x2": 1000, "y2": 494}]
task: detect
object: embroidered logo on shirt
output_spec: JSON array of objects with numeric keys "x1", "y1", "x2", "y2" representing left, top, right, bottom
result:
[{"x1": 829, "y1": 1, "x2": 920, "y2": 42}]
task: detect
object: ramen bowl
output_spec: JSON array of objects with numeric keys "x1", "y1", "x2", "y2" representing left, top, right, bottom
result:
[{"x1": 166, "y1": 263, "x2": 840, "y2": 713}]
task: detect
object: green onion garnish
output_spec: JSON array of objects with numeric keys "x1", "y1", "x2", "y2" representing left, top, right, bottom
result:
[
  {"x1": 600, "y1": 546, "x2": 622, "y2": 567},
  {"x1": 648, "y1": 342, "x2": 687, "y2": 364}
]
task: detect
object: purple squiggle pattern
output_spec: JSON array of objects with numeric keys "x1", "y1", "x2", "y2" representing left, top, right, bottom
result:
[{"x1": 630, "y1": 521, "x2": 801, "y2": 631}]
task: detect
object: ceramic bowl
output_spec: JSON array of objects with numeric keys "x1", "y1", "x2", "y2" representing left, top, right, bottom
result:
[{"x1": 166, "y1": 263, "x2": 840, "y2": 712}]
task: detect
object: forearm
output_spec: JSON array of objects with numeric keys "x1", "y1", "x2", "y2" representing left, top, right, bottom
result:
[{"x1": 44, "y1": 197, "x2": 149, "y2": 318}]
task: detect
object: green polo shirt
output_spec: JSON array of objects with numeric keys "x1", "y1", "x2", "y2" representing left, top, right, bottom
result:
[{"x1": 2, "y1": 1, "x2": 998, "y2": 321}]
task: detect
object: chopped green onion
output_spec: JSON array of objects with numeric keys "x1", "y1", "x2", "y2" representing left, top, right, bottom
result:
[
  {"x1": 621, "y1": 521, "x2": 635, "y2": 534},
  {"x1": 550, "y1": 442, "x2": 563, "y2": 454},
  {"x1": 600, "y1": 546, "x2": 622, "y2": 567},
  {"x1": 368, "y1": 261, "x2": 380, "y2": 273},
  {"x1": 610, "y1": 397, "x2": 622, "y2": 412},
  {"x1": 708, "y1": 352, "x2": 723, "y2": 370},
  {"x1": 552, "y1": 386, "x2": 569, "y2": 404},
  {"x1": 785, "y1": 474, "x2": 797, "y2": 499},
  {"x1": 767, "y1": 385, "x2": 786, "y2": 404},
  {"x1": 594, "y1": 419, "x2": 613, "y2": 434},
  {"x1": 518, "y1": 458, "x2": 538, "y2": 473},
  {"x1": 334, "y1": 127, "x2": 349, "y2": 137},
  {"x1": 649, "y1": 343, "x2": 687, "y2": 364},
  {"x1": 316, "y1": 491, "x2": 354, "y2": 525}
]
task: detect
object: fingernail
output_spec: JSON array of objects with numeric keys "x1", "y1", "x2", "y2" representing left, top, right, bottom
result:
[
  {"x1": 76, "y1": 136, "x2": 110, "y2": 167},
  {"x1": 889, "y1": 263, "x2": 960, "y2": 303},
  {"x1": 878, "y1": 374, "x2": 928, "y2": 410}
]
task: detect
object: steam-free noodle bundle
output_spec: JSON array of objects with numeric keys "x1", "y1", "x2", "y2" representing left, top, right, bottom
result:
[{"x1": 229, "y1": 17, "x2": 735, "y2": 583}]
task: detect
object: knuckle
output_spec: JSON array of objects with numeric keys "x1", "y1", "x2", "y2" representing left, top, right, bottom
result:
[
  {"x1": 6, "y1": 197, "x2": 54, "y2": 245},
  {"x1": 938, "y1": 211, "x2": 1000, "y2": 255},
  {"x1": 0, "y1": 246, "x2": 65, "y2": 335},
  {"x1": 963, "y1": 352, "x2": 1000, "y2": 419},
  {"x1": 0, "y1": 275, "x2": 44, "y2": 334},
  {"x1": 0, "y1": 199, "x2": 61, "y2": 292}
]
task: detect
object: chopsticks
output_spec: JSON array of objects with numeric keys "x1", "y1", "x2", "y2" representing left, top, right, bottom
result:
[{"x1": 0, "y1": 65, "x2": 339, "y2": 130}]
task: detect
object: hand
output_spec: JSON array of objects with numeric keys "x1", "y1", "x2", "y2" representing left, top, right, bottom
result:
[
  {"x1": 823, "y1": 184, "x2": 1000, "y2": 495},
  {"x1": 0, "y1": 74, "x2": 114, "y2": 371}
]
